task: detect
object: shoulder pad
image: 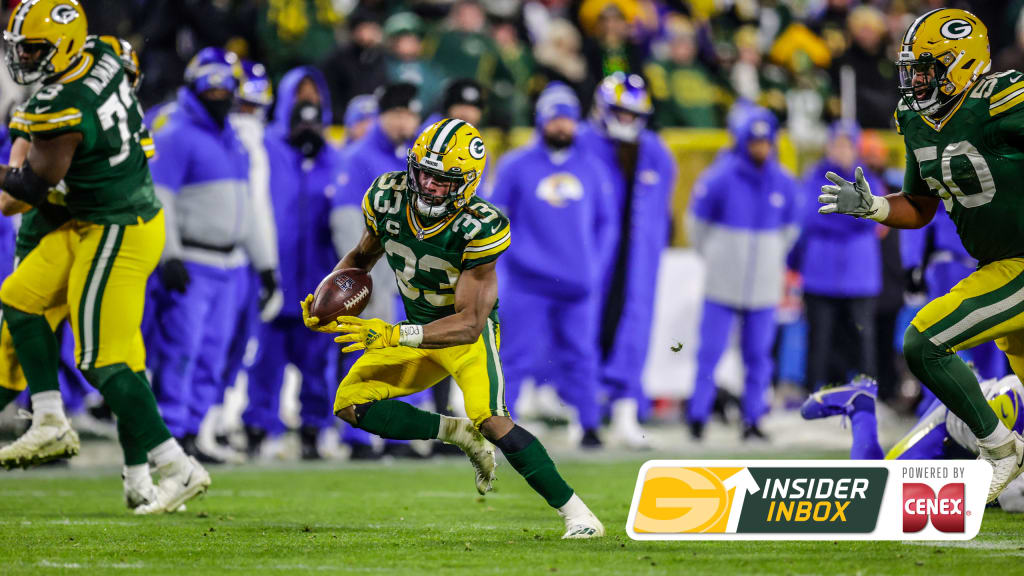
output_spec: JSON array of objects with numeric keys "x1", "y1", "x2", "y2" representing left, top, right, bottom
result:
[{"x1": 984, "y1": 70, "x2": 1024, "y2": 117}]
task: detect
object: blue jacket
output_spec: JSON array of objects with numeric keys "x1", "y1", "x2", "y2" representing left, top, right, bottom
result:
[
  {"x1": 688, "y1": 145, "x2": 799, "y2": 309},
  {"x1": 0, "y1": 127, "x2": 14, "y2": 279},
  {"x1": 148, "y1": 88, "x2": 252, "y2": 268},
  {"x1": 265, "y1": 67, "x2": 343, "y2": 319},
  {"x1": 577, "y1": 122, "x2": 676, "y2": 382},
  {"x1": 901, "y1": 209, "x2": 973, "y2": 269},
  {"x1": 331, "y1": 121, "x2": 408, "y2": 209},
  {"x1": 791, "y1": 159, "x2": 882, "y2": 298},
  {"x1": 487, "y1": 137, "x2": 617, "y2": 299}
]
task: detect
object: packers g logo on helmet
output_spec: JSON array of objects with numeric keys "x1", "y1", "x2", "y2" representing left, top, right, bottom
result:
[
  {"x1": 407, "y1": 119, "x2": 487, "y2": 218},
  {"x1": 897, "y1": 8, "x2": 990, "y2": 121},
  {"x1": 4, "y1": 0, "x2": 88, "y2": 85}
]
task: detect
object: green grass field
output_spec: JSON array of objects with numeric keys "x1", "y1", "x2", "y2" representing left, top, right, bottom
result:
[{"x1": 0, "y1": 452, "x2": 1020, "y2": 575}]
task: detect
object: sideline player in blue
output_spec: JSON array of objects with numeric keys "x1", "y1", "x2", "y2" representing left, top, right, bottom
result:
[
  {"x1": 488, "y1": 82, "x2": 616, "y2": 447},
  {"x1": 578, "y1": 73, "x2": 677, "y2": 447}
]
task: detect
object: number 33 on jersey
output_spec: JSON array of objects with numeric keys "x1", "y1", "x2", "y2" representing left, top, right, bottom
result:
[
  {"x1": 361, "y1": 170, "x2": 511, "y2": 325},
  {"x1": 897, "y1": 68, "x2": 1024, "y2": 266}
]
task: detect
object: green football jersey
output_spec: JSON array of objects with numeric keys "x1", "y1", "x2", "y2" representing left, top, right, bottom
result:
[
  {"x1": 9, "y1": 37, "x2": 160, "y2": 226},
  {"x1": 361, "y1": 171, "x2": 511, "y2": 326},
  {"x1": 897, "y1": 69, "x2": 1024, "y2": 265}
]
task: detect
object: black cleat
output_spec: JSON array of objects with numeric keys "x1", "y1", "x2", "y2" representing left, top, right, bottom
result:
[
  {"x1": 742, "y1": 424, "x2": 769, "y2": 442},
  {"x1": 580, "y1": 429, "x2": 602, "y2": 449},
  {"x1": 244, "y1": 425, "x2": 266, "y2": 460},
  {"x1": 348, "y1": 443, "x2": 381, "y2": 461},
  {"x1": 300, "y1": 426, "x2": 322, "y2": 461},
  {"x1": 688, "y1": 420, "x2": 705, "y2": 441},
  {"x1": 179, "y1": 434, "x2": 224, "y2": 464},
  {"x1": 382, "y1": 442, "x2": 427, "y2": 459}
]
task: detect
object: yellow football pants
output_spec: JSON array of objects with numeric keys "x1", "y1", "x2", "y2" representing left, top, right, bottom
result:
[
  {"x1": 0, "y1": 211, "x2": 163, "y2": 375},
  {"x1": 334, "y1": 318, "x2": 509, "y2": 427},
  {"x1": 911, "y1": 257, "x2": 1024, "y2": 378}
]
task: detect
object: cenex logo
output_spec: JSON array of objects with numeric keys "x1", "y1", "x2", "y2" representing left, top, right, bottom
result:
[{"x1": 902, "y1": 483, "x2": 965, "y2": 533}]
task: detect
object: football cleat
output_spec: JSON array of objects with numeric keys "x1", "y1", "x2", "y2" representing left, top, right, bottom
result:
[
  {"x1": 443, "y1": 417, "x2": 495, "y2": 494},
  {"x1": 980, "y1": 431, "x2": 1024, "y2": 503},
  {"x1": 800, "y1": 376, "x2": 878, "y2": 420},
  {"x1": 561, "y1": 514, "x2": 605, "y2": 539},
  {"x1": 134, "y1": 456, "x2": 211, "y2": 515},
  {"x1": 0, "y1": 411, "x2": 80, "y2": 470},
  {"x1": 123, "y1": 472, "x2": 158, "y2": 510}
]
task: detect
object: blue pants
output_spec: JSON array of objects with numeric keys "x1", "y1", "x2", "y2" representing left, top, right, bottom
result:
[
  {"x1": 151, "y1": 263, "x2": 246, "y2": 438},
  {"x1": 242, "y1": 316, "x2": 335, "y2": 435},
  {"x1": 500, "y1": 287, "x2": 601, "y2": 430},
  {"x1": 600, "y1": 286, "x2": 657, "y2": 421},
  {"x1": 57, "y1": 321, "x2": 90, "y2": 413},
  {"x1": 850, "y1": 396, "x2": 949, "y2": 460},
  {"x1": 222, "y1": 269, "x2": 258, "y2": 393},
  {"x1": 689, "y1": 300, "x2": 776, "y2": 426}
]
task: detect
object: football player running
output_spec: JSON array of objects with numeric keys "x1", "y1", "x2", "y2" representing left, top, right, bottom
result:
[
  {"x1": 302, "y1": 119, "x2": 604, "y2": 538},
  {"x1": 819, "y1": 8, "x2": 1024, "y2": 502},
  {"x1": 0, "y1": 0, "x2": 209, "y2": 513}
]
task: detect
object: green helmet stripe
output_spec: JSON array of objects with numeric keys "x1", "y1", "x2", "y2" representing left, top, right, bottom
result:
[
  {"x1": 431, "y1": 119, "x2": 464, "y2": 155},
  {"x1": 428, "y1": 118, "x2": 453, "y2": 152}
]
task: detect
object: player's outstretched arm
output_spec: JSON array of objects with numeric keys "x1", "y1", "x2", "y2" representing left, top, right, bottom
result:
[
  {"x1": 0, "y1": 132, "x2": 81, "y2": 206},
  {"x1": 334, "y1": 228, "x2": 385, "y2": 275},
  {"x1": 818, "y1": 167, "x2": 939, "y2": 229}
]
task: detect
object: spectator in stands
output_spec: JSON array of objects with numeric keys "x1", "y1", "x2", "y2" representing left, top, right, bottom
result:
[
  {"x1": 492, "y1": 17, "x2": 534, "y2": 127},
  {"x1": 488, "y1": 82, "x2": 616, "y2": 448},
  {"x1": 835, "y1": 6, "x2": 896, "y2": 129},
  {"x1": 580, "y1": 1, "x2": 645, "y2": 102},
  {"x1": 428, "y1": 0, "x2": 515, "y2": 127},
  {"x1": 384, "y1": 12, "x2": 444, "y2": 112},
  {"x1": 531, "y1": 18, "x2": 590, "y2": 111},
  {"x1": 995, "y1": 10, "x2": 1024, "y2": 72},
  {"x1": 793, "y1": 121, "x2": 882, "y2": 393},
  {"x1": 729, "y1": 26, "x2": 763, "y2": 105},
  {"x1": 256, "y1": 0, "x2": 340, "y2": 80},
  {"x1": 646, "y1": 15, "x2": 724, "y2": 128},
  {"x1": 322, "y1": 10, "x2": 388, "y2": 123},
  {"x1": 342, "y1": 95, "x2": 379, "y2": 145},
  {"x1": 579, "y1": 74, "x2": 676, "y2": 447},
  {"x1": 687, "y1": 105, "x2": 799, "y2": 442}
]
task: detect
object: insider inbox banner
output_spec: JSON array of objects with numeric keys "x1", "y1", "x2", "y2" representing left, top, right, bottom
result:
[{"x1": 625, "y1": 460, "x2": 992, "y2": 540}]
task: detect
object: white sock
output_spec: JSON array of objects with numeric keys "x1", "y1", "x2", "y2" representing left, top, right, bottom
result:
[
  {"x1": 557, "y1": 493, "x2": 591, "y2": 520},
  {"x1": 149, "y1": 438, "x2": 186, "y2": 468},
  {"x1": 123, "y1": 463, "x2": 150, "y2": 484},
  {"x1": 979, "y1": 422, "x2": 1012, "y2": 449},
  {"x1": 437, "y1": 415, "x2": 467, "y2": 444},
  {"x1": 30, "y1": 391, "x2": 65, "y2": 422}
]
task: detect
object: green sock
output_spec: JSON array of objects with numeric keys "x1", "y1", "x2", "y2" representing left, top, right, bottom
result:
[
  {"x1": 503, "y1": 438, "x2": 574, "y2": 508},
  {"x1": 112, "y1": 370, "x2": 154, "y2": 466},
  {"x1": 904, "y1": 325, "x2": 999, "y2": 437},
  {"x1": 3, "y1": 305, "x2": 60, "y2": 394},
  {"x1": 0, "y1": 386, "x2": 21, "y2": 411},
  {"x1": 85, "y1": 364, "x2": 171, "y2": 454},
  {"x1": 355, "y1": 400, "x2": 441, "y2": 440}
]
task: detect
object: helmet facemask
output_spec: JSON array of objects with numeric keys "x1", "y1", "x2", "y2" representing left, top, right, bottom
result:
[
  {"x1": 406, "y1": 150, "x2": 474, "y2": 219},
  {"x1": 3, "y1": 32, "x2": 56, "y2": 84},
  {"x1": 897, "y1": 50, "x2": 962, "y2": 118}
]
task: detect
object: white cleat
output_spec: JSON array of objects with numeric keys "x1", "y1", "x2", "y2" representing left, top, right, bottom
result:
[
  {"x1": 980, "y1": 431, "x2": 1024, "y2": 503},
  {"x1": 134, "y1": 456, "x2": 211, "y2": 515},
  {"x1": 610, "y1": 399, "x2": 652, "y2": 450},
  {"x1": 561, "y1": 514, "x2": 605, "y2": 539},
  {"x1": 124, "y1": 472, "x2": 158, "y2": 510},
  {"x1": 0, "y1": 412, "x2": 80, "y2": 470},
  {"x1": 444, "y1": 417, "x2": 496, "y2": 494}
]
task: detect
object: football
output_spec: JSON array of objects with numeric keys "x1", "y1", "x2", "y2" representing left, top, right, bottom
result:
[{"x1": 310, "y1": 268, "x2": 373, "y2": 326}]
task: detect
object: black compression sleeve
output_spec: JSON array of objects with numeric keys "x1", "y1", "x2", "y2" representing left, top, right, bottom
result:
[{"x1": 0, "y1": 163, "x2": 50, "y2": 205}]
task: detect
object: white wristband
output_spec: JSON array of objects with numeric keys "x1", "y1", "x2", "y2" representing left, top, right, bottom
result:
[
  {"x1": 399, "y1": 324, "x2": 424, "y2": 348},
  {"x1": 867, "y1": 195, "x2": 890, "y2": 222}
]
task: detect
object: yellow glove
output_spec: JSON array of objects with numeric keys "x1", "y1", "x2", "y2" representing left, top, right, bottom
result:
[
  {"x1": 333, "y1": 316, "x2": 401, "y2": 353},
  {"x1": 300, "y1": 294, "x2": 339, "y2": 333}
]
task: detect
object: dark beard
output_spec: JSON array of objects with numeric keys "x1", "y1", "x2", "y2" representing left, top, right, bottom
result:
[{"x1": 543, "y1": 133, "x2": 574, "y2": 151}]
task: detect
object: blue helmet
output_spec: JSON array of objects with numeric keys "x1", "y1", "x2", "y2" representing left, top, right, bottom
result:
[
  {"x1": 592, "y1": 72, "x2": 652, "y2": 142},
  {"x1": 184, "y1": 47, "x2": 242, "y2": 94},
  {"x1": 238, "y1": 60, "x2": 272, "y2": 108},
  {"x1": 344, "y1": 94, "x2": 378, "y2": 130}
]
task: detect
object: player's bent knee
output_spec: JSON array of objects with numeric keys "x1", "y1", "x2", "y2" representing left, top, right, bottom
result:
[
  {"x1": 903, "y1": 324, "x2": 945, "y2": 374},
  {"x1": 489, "y1": 422, "x2": 537, "y2": 453},
  {"x1": 334, "y1": 404, "x2": 358, "y2": 426}
]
